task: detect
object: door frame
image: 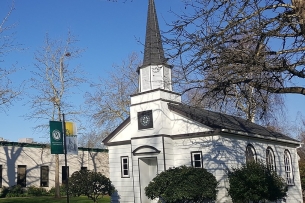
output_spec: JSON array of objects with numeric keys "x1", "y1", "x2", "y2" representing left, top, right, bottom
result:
[{"x1": 138, "y1": 157, "x2": 158, "y2": 203}]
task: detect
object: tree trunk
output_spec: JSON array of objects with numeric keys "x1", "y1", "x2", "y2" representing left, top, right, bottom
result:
[
  {"x1": 292, "y1": 0, "x2": 305, "y2": 35},
  {"x1": 55, "y1": 154, "x2": 60, "y2": 198}
]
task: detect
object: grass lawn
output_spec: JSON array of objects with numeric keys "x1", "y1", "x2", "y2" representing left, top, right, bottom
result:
[{"x1": 0, "y1": 195, "x2": 111, "y2": 203}]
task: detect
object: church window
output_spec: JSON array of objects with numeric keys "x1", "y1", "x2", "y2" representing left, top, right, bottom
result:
[
  {"x1": 246, "y1": 144, "x2": 256, "y2": 163},
  {"x1": 121, "y1": 156, "x2": 130, "y2": 178},
  {"x1": 284, "y1": 150, "x2": 294, "y2": 185},
  {"x1": 266, "y1": 147, "x2": 276, "y2": 171},
  {"x1": 191, "y1": 151, "x2": 202, "y2": 168}
]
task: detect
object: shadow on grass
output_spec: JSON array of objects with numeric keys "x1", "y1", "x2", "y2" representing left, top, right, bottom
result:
[{"x1": 0, "y1": 196, "x2": 110, "y2": 203}]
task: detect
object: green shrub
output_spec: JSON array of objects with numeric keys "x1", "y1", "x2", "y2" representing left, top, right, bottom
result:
[
  {"x1": 69, "y1": 170, "x2": 115, "y2": 203},
  {"x1": 27, "y1": 186, "x2": 48, "y2": 196},
  {"x1": 1, "y1": 185, "x2": 26, "y2": 197},
  {"x1": 48, "y1": 185, "x2": 66, "y2": 196},
  {"x1": 69, "y1": 169, "x2": 88, "y2": 196},
  {"x1": 47, "y1": 187, "x2": 55, "y2": 196},
  {"x1": 145, "y1": 165, "x2": 218, "y2": 203},
  {"x1": 0, "y1": 186, "x2": 10, "y2": 198},
  {"x1": 228, "y1": 161, "x2": 287, "y2": 203}
]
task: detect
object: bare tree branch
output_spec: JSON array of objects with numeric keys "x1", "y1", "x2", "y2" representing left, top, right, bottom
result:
[
  {"x1": 166, "y1": 0, "x2": 305, "y2": 123},
  {"x1": 26, "y1": 32, "x2": 86, "y2": 129},
  {"x1": 85, "y1": 52, "x2": 140, "y2": 138}
]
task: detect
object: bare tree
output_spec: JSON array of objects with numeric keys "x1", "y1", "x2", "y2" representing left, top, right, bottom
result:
[
  {"x1": 166, "y1": 0, "x2": 305, "y2": 120},
  {"x1": 180, "y1": 38, "x2": 286, "y2": 124},
  {"x1": 27, "y1": 33, "x2": 85, "y2": 129},
  {"x1": 84, "y1": 52, "x2": 140, "y2": 143},
  {"x1": 183, "y1": 84, "x2": 286, "y2": 125},
  {"x1": 78, "y1": 130, "x2": 106, "y2": 149},
  {"x1": 27, "y1": 33, "x2": 85, "y2": 197},
  {"x1": 0, "y1": 1, "x2": 21, "y2": 112}
]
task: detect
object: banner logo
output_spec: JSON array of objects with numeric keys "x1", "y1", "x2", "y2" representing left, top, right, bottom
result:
[{"x1": 52, "y1": 129, "x2": 61, "y2": 141}]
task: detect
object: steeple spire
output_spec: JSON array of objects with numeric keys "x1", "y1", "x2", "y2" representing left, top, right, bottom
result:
[
  {"x1": 143, "y1": 0, "x2": 166, "y2": 66},
  {"x1": 137, "y1": 0, "x2": 172, "y2": 93}
]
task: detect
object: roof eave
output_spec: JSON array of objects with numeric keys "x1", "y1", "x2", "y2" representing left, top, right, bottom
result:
[
  {"x1": 102, "y1": 117, "x2": 131, "y2": 144},
  {"x1": 220, "y1": 128, "x2": 301, "y2": 146}
]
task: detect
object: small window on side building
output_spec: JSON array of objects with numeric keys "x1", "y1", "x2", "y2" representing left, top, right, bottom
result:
[
  {"x1": 62, "y1": 166, "x2": 69, "y2": 185},
  {"x1": 40, "y1": 166, "x2": 49, "y2": 187},
  {"x1": 17, "y1": 165, "x2": 26, "y2": 187}
]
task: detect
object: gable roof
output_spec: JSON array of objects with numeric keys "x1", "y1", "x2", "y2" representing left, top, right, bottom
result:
[{"x1": 168, "y1": 103, "x2": 299, "y2": 143}]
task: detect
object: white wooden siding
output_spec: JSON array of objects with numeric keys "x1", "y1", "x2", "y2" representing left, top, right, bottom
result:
[
  {"x1": 172, "y1": 135, "x2": 302, "y2": 203},
  {"x1": 108, "y1": 145, "x2": 134, "y2": 203}
]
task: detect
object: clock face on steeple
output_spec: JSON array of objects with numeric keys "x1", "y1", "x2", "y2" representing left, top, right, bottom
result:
[
  {"x1": 140, "y1": 114, "x2": 151, "y2": 126},
  {"x1": 138, "y1": 110, "x2": 153, "y2": 129}
]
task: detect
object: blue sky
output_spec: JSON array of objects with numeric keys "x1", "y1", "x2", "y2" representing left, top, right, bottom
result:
[
  {"x1": 0, "y1": 0, "x2": 186, "y2": 143},
  {"x1": 0, "y1": 0, "x2": 304, "y2": 143}
]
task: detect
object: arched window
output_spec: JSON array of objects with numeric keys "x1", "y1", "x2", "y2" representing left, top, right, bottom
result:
[
  {"x1": 246, "y1": 144, "x2": 256, "y2": 163},
  {"x1": 266, "y1": 147, "x2": 276, "y2": 171},
  {"x1": 284, "y1": 150, "x2": 294, "y2": 185}
]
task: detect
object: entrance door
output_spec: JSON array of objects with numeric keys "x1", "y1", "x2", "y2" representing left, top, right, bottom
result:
[{"x1": 139, "y1": 157, "x2": 158, "y2": 203}]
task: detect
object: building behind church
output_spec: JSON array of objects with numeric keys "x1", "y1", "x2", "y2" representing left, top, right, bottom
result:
[{"x1": 0, "y1": 138, "x2": 108, "y2": 190}]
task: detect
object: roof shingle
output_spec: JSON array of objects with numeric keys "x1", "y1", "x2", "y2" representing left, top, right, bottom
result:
[{"x1": 168, "y1": 103, "x2": 299, "y2": 143}]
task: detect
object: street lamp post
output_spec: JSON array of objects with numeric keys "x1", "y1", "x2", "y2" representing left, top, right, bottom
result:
[
  {"x1": 53, "y1": 53, "x2": 70, "y2": 202},
  {"x1": 62, "y1": 113, "x2": 69, "y2": 203}
]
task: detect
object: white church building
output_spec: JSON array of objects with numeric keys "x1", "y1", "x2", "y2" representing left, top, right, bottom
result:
[{"x1": 103, "y1": 0, "x2": 303, "y2": 202}]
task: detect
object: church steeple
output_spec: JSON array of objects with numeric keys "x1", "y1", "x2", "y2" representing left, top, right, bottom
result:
[
  {"x1": 138, "y1": 0, "x2": 172, "y2": 93},
  {"x1": 143, "y1": 0, "x2": 166, "y2": 66}
]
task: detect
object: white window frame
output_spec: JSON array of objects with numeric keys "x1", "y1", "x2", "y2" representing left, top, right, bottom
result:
[
  {"x1": 121, "y1": 156, "x2": 130, "y2": 178},
  {"x1": 284, "y1": 150, "x2": 294, "y2": 185},
  {"x1": 191, "y1": 151, "x2": 203, "y2": 168},
  {"x1": 266, "y1": 147, "x2": 276, "y2": 171}
]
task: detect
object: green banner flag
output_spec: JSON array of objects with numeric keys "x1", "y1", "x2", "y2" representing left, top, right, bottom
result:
[{"x1": 50, "y1": 121, "x2": 64, "y2": 154}]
